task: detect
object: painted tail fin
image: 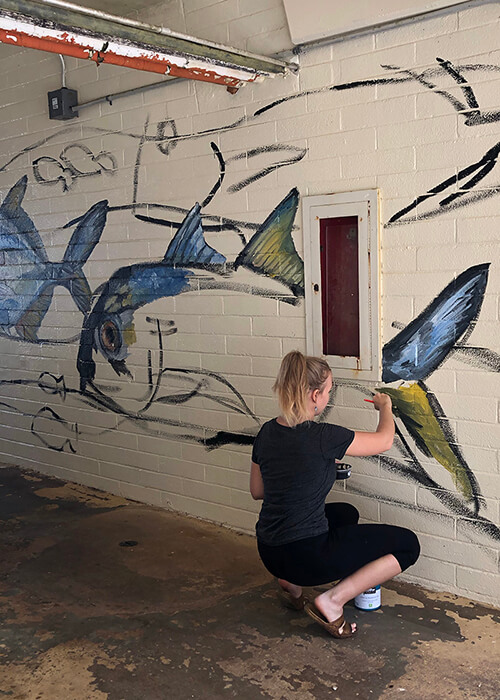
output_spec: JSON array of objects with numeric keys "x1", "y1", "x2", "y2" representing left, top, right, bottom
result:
[
  {"x1": 15, "y1": 200, "x2": 108, "y2": 341},
  {"x1": 15, "y1": 282, "x2": 55, "y2": 342},
  {"x1": 163, "y1": 203, "x2": 225, "y2": 268},
  {"x1": 62, "y1": 200, "x2": 108, "y2": 314},
  {"x1": 0, "y1": 175, "x2": 48, "y2": 263},
  {"x1": 234, "y1": 188, "x2": 304, "y2": 296}
]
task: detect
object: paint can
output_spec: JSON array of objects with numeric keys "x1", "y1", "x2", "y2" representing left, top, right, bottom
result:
[
  {"x1": 354, "y1": 585, "x2": 381, "y2": 611},
  {"x1": 335, "y1": 462, "x2": 351, "y2": 480}
]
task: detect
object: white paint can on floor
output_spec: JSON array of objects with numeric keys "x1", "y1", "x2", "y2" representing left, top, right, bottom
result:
[{"x1": 354, "y1": 585, "x2": 381, "y2": 611}]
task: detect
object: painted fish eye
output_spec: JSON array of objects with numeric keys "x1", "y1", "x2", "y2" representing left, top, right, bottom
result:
[
  {"x1": 94, "y1": 313, "x2": 129, "y2": 362},
  {"x1": 101, "y1": 319, "x2": 121, "y2": 353}
]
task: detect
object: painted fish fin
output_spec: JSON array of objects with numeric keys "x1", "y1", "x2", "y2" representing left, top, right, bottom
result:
[
  {"x1": 163, "y1": 203, "x2": 225, "y2": 267},
  {"x1": 109, "y1": 358, "x2": 133, "y2": 379},
  {"x1": 1, "y1": 175, "x2": 48, "y2": 263},
  {"x1": 381, "y1": 382, "x2": 482, "y2": 510},
  {"x1": 1, "y1": 174, "x2": 28, "y2": 211},
  {"x1": 63, "y1": 200, "x2": 108, "y2": 266},
  {"x1": 382, "y1": 263, "x2": 490, "y2": 382},
  {"x1": 77, "y1": 326, "x2": 96, "y2": 391},
  {"x1": 15, "y1": 285, "x2": 54, "y2": 341},
  {"x1": 234, "y1": 188, "x2": 304, "y2": 296},
  {"x1": 63, "y1": 273, "x2": 93, "y2": 315}
]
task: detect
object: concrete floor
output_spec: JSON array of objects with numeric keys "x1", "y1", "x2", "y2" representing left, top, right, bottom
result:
[{"x1": 0, "y1": 465, "x2": 499, "y2": 700}]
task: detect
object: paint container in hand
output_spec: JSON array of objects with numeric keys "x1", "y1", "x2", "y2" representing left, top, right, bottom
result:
[
  {"x1": 335, "y1": 463, "x2": 351, "y2": 480},
  {"x1": 354, "y1": 585, "x2": 381, "y2": 611}
]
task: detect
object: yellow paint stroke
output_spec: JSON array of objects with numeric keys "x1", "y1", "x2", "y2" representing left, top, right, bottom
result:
[
  {"x1": 104, "y1": 285, "x2": 132, "y2": 313},
  {"x1": 123, "y1": 321, "x2": 137, "y2": 348},
  {"x1": 381, "y1": 383, "x2": 475, "y2": 502}
]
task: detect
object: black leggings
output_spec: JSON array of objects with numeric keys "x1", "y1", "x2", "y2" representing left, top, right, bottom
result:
[{"x1": 257, "y1": 502, "x2": 420, "y2": 587}]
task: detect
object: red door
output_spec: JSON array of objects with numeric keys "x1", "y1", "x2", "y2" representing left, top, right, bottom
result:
[{"x1": 320, "y1": 216, "x2": 360, "y2": 358}]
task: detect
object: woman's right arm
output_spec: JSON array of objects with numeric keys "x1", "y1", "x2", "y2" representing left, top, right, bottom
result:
[{"x1": 345, "y1": 393, "x2": 395, "y2": 457}]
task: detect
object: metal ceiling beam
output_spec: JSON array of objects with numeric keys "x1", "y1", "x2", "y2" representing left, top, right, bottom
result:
[{"x1": 0, "y1": 0, "x2": 296, "y2": 87}]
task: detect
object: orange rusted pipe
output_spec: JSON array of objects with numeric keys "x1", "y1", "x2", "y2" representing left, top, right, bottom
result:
[{"x1": 0, "y1": 27, "x2": 248, "y2": 87}]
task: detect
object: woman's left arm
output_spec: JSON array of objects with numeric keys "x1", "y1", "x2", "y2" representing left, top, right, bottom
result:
[{"x1": 250, "y1": 461, "x2": 264, "y2": 500}]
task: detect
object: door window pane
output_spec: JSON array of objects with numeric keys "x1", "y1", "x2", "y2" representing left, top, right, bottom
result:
[{"x1": 320, "y1": 216, "x2": 359, "y2": 357}]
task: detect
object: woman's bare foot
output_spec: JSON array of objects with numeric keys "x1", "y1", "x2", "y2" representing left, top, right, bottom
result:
[
  {"x1": 314, "y1": 591, "x2": 357, "y2": 633},
  {"x1": 277, "y1": 578, "x2": 303, "y2": 600}
]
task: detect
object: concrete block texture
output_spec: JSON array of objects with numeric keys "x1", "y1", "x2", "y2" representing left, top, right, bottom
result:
[{"x1": 0, "y1": 0, "x2": 499, "y2": 609}]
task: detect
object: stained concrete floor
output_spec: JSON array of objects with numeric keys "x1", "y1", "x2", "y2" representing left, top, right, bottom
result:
[{"x1": 0, "y1": 465, "x2": 499, "y2": 700}]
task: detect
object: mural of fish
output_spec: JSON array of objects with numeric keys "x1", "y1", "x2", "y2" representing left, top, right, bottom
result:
[
  {"x1": 0, "y1": 176, "x2": 108, "y2": 341},
  {"x1": 382, "y1": 263, "x2": 489, "y2": 382},
  {"x1": 380, "y1": 381, "x2": 482, "y2": 512},
  {"x1": 77, "y1": 188, "x2": 304, "y2": 391}
]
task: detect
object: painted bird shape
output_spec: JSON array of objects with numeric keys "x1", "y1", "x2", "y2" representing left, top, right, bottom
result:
[
  {"x1": 0, "y1": 175, "x2": 108, "y2": 341},
  {"x1": 77, "y1": 188, "x2": 304, "y2": 391}
]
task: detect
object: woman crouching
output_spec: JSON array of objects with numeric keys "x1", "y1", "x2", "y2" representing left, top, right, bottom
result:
[{"x1": 250, "y1": 351, "x2": 420, "y2": 638}]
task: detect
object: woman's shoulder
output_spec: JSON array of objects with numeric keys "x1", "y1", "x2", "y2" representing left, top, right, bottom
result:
[{"x1": 255, "y1": 417, "x2": 278, "y2": 436}]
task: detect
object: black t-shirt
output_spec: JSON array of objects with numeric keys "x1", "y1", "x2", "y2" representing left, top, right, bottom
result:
[{"x1": 252, "y1": 418, "x2": 355, "y2": 546}]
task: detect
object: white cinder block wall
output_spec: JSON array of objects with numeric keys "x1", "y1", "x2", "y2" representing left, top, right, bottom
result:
[{"x1": 0, "y1": 0, "x2": 499, "y2": 606}]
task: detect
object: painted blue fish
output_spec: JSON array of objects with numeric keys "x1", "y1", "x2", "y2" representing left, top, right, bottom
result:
[
  {"x1": 0, "y1": 175, "x2": 108, "y2": 341},
  {"x1": 77, "y1": 188, "x2": 303, "y2": 390},
  {"x1": 382, "y1": 263, "x2": 489, "y2": 382}
]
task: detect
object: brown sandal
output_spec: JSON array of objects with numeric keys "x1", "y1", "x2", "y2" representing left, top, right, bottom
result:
[
  {"x1": 304, "y1": 602, "x2": 356, "y2": 638},
  {"x1": 278, "y1": 589, "x2": 307, "y2": 611}
]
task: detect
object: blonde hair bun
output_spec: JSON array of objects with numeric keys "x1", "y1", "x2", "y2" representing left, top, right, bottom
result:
[{"x1": 273, "y1": 351, "x2": 331, "y2": 427}]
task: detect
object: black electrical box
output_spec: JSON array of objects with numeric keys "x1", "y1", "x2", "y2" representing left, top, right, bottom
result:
[{"x1": 48, "y1": 87, "x2": 78, "y2": 120}]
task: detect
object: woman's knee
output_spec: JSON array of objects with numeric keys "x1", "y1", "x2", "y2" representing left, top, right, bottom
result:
[
  {"x1": 399, "y1": 529, "x2": 420, "y2": 570},
  {"x1": 344, "y1": 502, "x2": 360, "y2": 525},
  {"x1": 409, "y1": 530, "x2": 420, "y2": 565}
]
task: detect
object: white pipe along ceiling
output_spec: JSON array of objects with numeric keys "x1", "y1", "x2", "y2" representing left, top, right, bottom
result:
[{"x1": 0, "y1": 0, "x2": 296, "y2": 87}]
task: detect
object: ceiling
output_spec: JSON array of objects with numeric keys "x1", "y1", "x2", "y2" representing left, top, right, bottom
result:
[
  {"x1": 69, "y1": 0, "x2": 178, "y2": 20},
  {"x1": 80, "y1": 0, "x2": 156, "y2": 12},
  {"x1": 0, "y1": 0, "x2": 293, "y2": 86}
]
